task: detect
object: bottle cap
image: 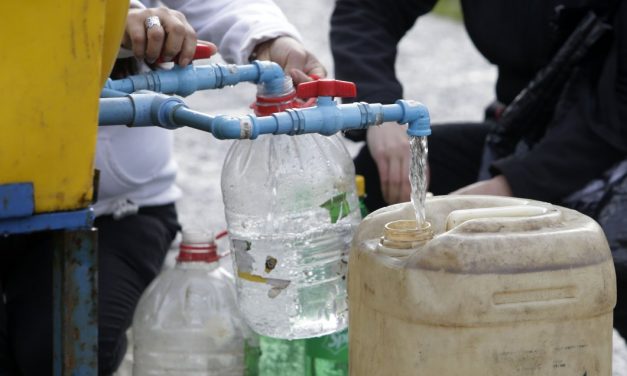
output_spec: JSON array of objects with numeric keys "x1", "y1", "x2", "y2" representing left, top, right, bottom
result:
[
  {"x1": 355, "y1": 175, "x2": 366, "y2": 197},
  {"x1": 177, "y1": 231, "x2": 219, "y2": 263}
]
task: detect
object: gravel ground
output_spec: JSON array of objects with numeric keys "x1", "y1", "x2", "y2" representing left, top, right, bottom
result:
[{"x1": 121, "y1": 1, "x2": 627, "y2": 374}]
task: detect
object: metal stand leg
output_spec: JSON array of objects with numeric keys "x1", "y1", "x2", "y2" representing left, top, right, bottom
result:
[{"x1": 52, "y1": 228, "x2": 98, "y2": 375}]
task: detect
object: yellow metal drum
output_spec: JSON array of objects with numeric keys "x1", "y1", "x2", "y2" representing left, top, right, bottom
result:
[{"x1": 0, "y1": 0, "x2": 128, "y2": 213}]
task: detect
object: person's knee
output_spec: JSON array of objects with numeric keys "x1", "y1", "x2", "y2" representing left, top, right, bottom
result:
[{"x1": 99, "y1": 330, "x2": 128, "y2": 375}]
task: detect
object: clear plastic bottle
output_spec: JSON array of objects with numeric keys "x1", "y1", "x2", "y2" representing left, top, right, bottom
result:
[
  {"x1": 221, "y1": 77, "x2": 361, "y2": 339},
  {"x1": 132, "y1": 231, "x2": 248, "y2": 375},
  {"x1": 301, "y1": 175, "x2": 367, "y2": 376}
]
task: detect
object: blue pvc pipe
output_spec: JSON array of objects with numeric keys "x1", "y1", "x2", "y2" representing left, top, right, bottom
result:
[
  {"x1": 105, "y1": 61, "x2": 285, "y2": 97},
  {"x1": 100, "y1": 87, "x2": 128, "y2": 98},
  {"x1": 171, "y1": 107, "x2": 216, "y2": 134},
  {"x1": 171, "y1": 97, "x2": 430, "y2": 138},
  {"x1": 98, "y1": 98, "x2": 134, "y2": 126},
  {"x1": 99, "y1": 93, "x2": 431, "y2": 138}
]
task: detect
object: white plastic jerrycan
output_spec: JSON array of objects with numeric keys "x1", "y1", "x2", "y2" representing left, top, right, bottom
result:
[{"x1": 349, "y1": 195, "x2": 616, "y2": 375}]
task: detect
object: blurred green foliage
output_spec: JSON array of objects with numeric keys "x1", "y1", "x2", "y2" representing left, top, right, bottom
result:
[{"x1": 433, "y1": 0, "x2": 463, "y2": 21}]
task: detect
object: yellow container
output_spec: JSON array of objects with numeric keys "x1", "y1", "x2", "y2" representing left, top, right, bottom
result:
[
  {"x1": 349, "y1": 195, "x2": 616, "y2": 375},
  {"x1": 0, "y1": 0, "x2": 127, "y2": 214}
]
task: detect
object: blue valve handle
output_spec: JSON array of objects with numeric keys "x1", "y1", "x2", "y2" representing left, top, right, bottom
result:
[{"x1": 98, "y1": 93, "x2": 431, "y2": 138}]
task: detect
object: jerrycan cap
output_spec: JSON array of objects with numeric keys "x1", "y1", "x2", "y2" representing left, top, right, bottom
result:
[
  {"x1": 380, "y1": 220, "x2": 434, "y2": 250},
  {"x1": 177, "y1": 231, "x2": 219, "y2": 263}
]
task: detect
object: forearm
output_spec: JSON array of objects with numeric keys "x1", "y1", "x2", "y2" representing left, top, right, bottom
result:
[
  {"x1": 330, "y1": 0, "x2": 435, "y2": 104},
  {"x1": 492, "y1": 116, "x2": 623, "y2": 202}
]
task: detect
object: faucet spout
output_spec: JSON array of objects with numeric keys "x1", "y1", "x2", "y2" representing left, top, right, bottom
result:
[{"x1": 396, "y1": 100, "x2": 431, "y2": 137}]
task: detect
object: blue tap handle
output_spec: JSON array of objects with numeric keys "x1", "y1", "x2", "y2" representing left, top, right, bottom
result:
[{"x1": 103, "y1": 60, "x2": 285, "y2": 97}]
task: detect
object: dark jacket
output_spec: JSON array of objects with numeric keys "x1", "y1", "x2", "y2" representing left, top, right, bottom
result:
[{"x1": 331, "y1": 0, "x2": 626, "y2": 202}]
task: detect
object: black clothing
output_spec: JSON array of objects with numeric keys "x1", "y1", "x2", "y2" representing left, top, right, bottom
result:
[
  {"x1": 332, "y1": 0, "x2": 627, "y2": 337},
  {"x1": 0, "y1": 204, "x2": 179, "y2": 375},
  {"x1": 331, "y1": 0, "x2": 626, "y2": 202}
]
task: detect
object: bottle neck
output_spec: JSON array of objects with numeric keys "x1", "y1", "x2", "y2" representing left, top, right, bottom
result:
[
  {"x1": 380, "y1": 220, "x2": 434, "y2": 249},
  {"x1": 176, "y1": 242, "x2": 219, "y2": 264},
  {"x1": 176, "y1": 260, "x2": 219, "y2": 270}
]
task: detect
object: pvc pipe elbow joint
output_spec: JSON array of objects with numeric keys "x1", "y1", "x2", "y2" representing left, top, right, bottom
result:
[
  {"x1": 396, "y1": 100, "x2": 431, "y2": 137},
  {"x1": 252, "y1": 60, "x2": 285, "y2": 85},
  {"x1": 150, "y1": 94, "x2": 186, "y2": 129},
  {"x1": 211, "y1": 116, "x2": 254, "y2": 140}
]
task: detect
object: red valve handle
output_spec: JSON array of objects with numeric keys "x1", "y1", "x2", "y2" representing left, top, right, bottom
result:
[
  {"x1": 296, "y1": 79, "x2": 357, "y2": 99},
  {"x1": 156, "y1": 42, "x2": 216, "y2": 64}
]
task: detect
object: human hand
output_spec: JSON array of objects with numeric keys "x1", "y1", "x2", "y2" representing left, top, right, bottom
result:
[
  {"x1": 367, "y1": 122, "x2": 412, "y2": 204},
  {"x1": 450, "y1": 175, "x2": 513, "y2": 196},
  {"x1": 251, "y1": 36, "x2": 327, "y2": 85},
  {"x1": 121, "y1": 7, "x2": 207, "y2": 66}
]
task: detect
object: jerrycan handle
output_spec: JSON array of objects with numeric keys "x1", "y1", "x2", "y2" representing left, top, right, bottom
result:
[{"x1": 445, "y1": 205, "x2": 549, "y2": 231}]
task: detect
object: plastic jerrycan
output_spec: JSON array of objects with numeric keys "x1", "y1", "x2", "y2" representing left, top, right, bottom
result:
[{"x1": 349, "y1": 195, "x2": 616, "y2": 375}]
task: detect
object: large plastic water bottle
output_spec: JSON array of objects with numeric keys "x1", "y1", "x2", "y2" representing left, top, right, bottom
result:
[
  {"x1": 132, "y1": 231, "x2": 248, "y2": 375},
  {"x1": 221, "y1": 77, "x2": 361, "y2": 340}
]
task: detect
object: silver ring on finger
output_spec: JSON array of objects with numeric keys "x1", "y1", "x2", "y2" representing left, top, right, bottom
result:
[{"x1": 145, "y1": 16, "x2": 161, "y2": 30}]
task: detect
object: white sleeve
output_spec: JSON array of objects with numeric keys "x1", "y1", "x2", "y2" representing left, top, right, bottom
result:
[
  {"x1": 129, "y1": 0, "x2": 145, "y2": 9},
  {"x1": 147, "y1": 0, "x2": 302, "y2": 64}
]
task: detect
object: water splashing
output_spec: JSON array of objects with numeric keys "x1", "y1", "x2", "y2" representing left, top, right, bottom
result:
[{"x1": 409, "y1": 136, "x2": 428, "y2": 227}]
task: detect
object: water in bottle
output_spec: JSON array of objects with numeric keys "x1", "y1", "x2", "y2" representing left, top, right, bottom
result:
[{"x1": 222, "y1": 78, "x2": 361, "y2": 339}]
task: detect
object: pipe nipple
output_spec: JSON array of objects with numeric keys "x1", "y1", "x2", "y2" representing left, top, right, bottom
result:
[{"x1": 380, "y1": 220, "x2": 433, "y2": 249}]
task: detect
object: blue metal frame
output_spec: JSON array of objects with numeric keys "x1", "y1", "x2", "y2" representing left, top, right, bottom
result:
[
  {"x1": 0, "y1": 208, "x2": 94, "y2": 235},
  {"x1": 0, "y1": 183, "x2": 34, "y2": 219},
  {"x1": 0, "y1": 182, "x2": 97, "y2": 375},
  {"x1": 53, "y1": 229, "x2": 98, "y2": 376}
]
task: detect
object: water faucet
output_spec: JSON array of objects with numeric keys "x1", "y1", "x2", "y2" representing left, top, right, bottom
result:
[{"x1": 99, "y1": 79, "x2": 431, "y2": 138}]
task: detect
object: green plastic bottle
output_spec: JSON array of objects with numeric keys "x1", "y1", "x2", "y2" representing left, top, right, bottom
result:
[
  {"x1": 304, "y1": 328, "x2": 349, "y2": 375},
  {"x1": 250, "y1": 328, "x2": 349, "y2": 376},
  {"x1": 244, "y1": 335, "x2": 261, "y2": 376},
  {"x1": 257, "y1": 336, "x2": 306, "y2": 375}
]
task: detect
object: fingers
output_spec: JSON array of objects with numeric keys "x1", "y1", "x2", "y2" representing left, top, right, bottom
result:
[
  {"x1": 304, "y1": 62, "x2": 327, "y2": 80},
  {"x1": 252, "y1": 37, "x2": 328, "y2": 83},
  {"x1": 367, "y1": 123, "x2": 412, "y2": 205},
  {"x1": 144, "y1": 17, "x2": 165, "y2": 63},
  {"x1": 122, "y1": 8, "x2": 197, "y2": 66},
  {"x1": 386, "y1": 156, "x2": 403, "y2": 204},
  {"x1": 162, "y1": 10, "x2": 197, "y2": 66},
  {"x1": 374, "y1": 154, "x2": 390, "y2": 204},
  {"x1": 282, "y1": 49, "x2": 308, "y2": 82},
  {"x1": 289, "y1": 69, "x2": 313, "y2": 85},
  {"x1": 124, "y1": 10, "x2": 149, "y2": 60}
]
